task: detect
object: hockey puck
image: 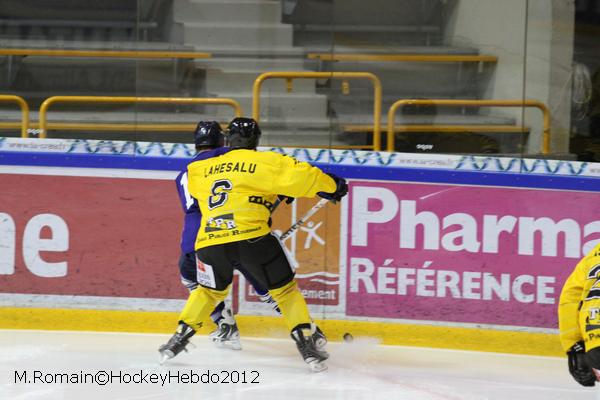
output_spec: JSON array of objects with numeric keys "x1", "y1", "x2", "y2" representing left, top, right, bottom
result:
[{"x1": 343, "y1": 332, "x2": 353, "y2": 342}]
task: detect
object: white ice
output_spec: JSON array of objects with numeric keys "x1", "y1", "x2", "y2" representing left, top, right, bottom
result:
[{"x1": 0, "y1": 329, "x2": 595, "y2": 400}]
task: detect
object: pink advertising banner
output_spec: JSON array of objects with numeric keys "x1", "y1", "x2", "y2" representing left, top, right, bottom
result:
[{"x1": 346, "y1": 180, "x2": 600, "y2": 328}]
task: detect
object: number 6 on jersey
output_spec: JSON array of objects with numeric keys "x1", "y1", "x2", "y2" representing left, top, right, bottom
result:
[{"x1": 208, "y1": 179, "x2": 233, "y2": 209}]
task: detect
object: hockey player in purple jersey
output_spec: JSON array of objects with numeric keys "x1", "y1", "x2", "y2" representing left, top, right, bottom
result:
[{"x1": 172, "y1": 121, "x2": 279, "y2": 351}]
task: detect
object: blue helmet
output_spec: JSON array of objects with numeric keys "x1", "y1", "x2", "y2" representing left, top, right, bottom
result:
[
  {"x1": 193, "y1": 121, "x2": 224, "y2": 148},
  {"x1": 226, "y1": 117, "x2": 261, "y2": 149}
]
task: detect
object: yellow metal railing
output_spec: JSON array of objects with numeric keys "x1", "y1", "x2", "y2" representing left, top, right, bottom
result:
[
  {"x1": 307, "y1": 53, "x2": 498, "y2": 63},
  {"x1": 252, "y1": 71, "x2": 383, "y2": 151},
  {"x1": 387, "y1": 99, "x2": 551, "y2": 154},
  {"x1": 344, "y1": 124, "x2": 529, "y2": 134},
  {"x1": 0, "y1": 95, "x2": 29, "y2": 138},
  {"x1": 0, "y1": 48, "x2": 211, "y2": 59},
  {"x1": 38, "y1": 96, "x2": 242, "y2": 138}
]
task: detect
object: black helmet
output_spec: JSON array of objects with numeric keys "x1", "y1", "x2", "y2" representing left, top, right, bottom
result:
[
  {"x1": 227, "y1": 117, "x2": 261, "y2": 149},
  {"x1": 193, "y1": 121, "x2": 224, "y2": 148}
]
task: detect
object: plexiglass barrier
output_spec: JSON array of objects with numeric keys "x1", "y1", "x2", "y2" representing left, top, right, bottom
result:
[{"x1": 0, "y1": 0, "x2": 590, "y2": 159}]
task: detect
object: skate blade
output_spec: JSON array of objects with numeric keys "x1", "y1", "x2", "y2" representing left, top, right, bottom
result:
[
  {"x1": 214, "y1": 340, "x2": 242, "y2": 351},
  {"x1": 159, "y1": 351, "x2": 173, "y2": 365},
  {"x1": 308, "y1": 360, "x2": 327, "y2": 373}
]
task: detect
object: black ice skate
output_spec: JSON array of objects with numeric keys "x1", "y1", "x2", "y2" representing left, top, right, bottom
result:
[
  {"x1": 312, "y1": 325, "x2": 328, "y2": 352},
  {"x1": 291, "y1": 324, "x2": 329, "y2": 372},
  {"x1": 159, "y1": 322, "x2": 196, "y2": 364},
  {"x1": 208, "y1": 304, "x2": 242, "y2": 350},
  {"x1": 209, "y1": 320, "x2": 242, "y2": 350}
]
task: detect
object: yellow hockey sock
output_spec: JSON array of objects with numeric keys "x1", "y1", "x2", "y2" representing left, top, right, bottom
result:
[
  {"x1": 268, "y1": 280, "x2": 311, "y2": 332},
  {"x1": 178, "y1": 285, "x2": 230, "y2": 331}
]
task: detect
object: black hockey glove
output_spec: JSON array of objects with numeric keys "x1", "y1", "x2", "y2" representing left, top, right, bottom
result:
[
  {"x1": 567, "y1": 342, "x2": 596, "y2": 387},
  {"x1": 277, "y1": 194, "x2": 295, "y2": 204},
  {"x1": 318, "y1": 173, "x2": 348, "y2": 202}
]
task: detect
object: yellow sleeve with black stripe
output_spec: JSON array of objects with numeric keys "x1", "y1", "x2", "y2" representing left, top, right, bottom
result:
[
  {"x1": 559, "y1": 261, "x2": 586, "y2": 352},
  {"x1": 558, "y1": 243, "x2": 600, "y2": 352}
]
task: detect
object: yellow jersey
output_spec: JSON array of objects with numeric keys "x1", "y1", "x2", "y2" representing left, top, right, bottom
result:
[
  {"x1": 187, "y1": 148, "x2": 337, "y2": 249},
  {"x1": 559, "y1": 242, "x2": 600, "y2": 352}
]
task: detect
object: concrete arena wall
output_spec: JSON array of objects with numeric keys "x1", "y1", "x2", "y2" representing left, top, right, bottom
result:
[{"x1": 2, "y1": 137, "x2": 599, "y2": 356}]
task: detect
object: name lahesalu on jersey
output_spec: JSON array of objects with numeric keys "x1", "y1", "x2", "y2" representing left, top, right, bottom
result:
[{"x1": 203, "y1": 161, "x2": 257, "y2": 177}]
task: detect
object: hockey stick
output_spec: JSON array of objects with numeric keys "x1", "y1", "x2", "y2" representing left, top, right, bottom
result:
[
  {"x1": 270, "y1": 194, "x2": 296, "y2": 213},
  {"x1": 279, "y1": 197, "x2": 330, "y2": 241},
  {"x1": 270, "y1": 197, "x2": 283, "y2": 213}
]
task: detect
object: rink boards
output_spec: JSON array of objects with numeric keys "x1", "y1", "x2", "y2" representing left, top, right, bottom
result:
[{"x1": 3, "y1": 137, "x2": 600, "y2": 356}]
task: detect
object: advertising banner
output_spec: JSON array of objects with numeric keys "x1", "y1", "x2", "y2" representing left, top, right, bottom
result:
[
  {"x1": 0, "y1": 172, "x2": 187, "y2": 300},
  {"x1": 345, "y1": 180, "x2": 600, "y2": 328},
  {"x1": 4, "y1": 138, "x2": 600, "y2": 332}
]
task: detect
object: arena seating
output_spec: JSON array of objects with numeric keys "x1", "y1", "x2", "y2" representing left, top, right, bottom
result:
[
  {"x1": 0, "y1": 0, "x2": 530, "y2": 153},
  {"x1": 0, "y1": 0, "x2": 168, "y2": 41}
]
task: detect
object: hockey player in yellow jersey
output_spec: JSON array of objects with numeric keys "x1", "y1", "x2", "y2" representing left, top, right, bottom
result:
[
  {"x1": 558, "y1": 242, "x2": 600, "y2": 386},
  {"x1": 159, "y1": 117, "x2": 348, "y2": 372}
]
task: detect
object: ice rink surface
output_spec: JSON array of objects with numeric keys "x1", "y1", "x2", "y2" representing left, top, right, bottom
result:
[{"x1": 0, "y1": 329, "x2": 595, "y2": 400}]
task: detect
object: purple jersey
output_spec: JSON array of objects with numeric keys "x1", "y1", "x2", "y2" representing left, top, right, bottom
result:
[{"x1": 175, "y1": 147, "x2": 231, "y2": 253}]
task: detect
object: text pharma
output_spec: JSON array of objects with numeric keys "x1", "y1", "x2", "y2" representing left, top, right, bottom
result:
[{"x1": 351, "y1": 186, "x2": 600, "y2": 259}]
